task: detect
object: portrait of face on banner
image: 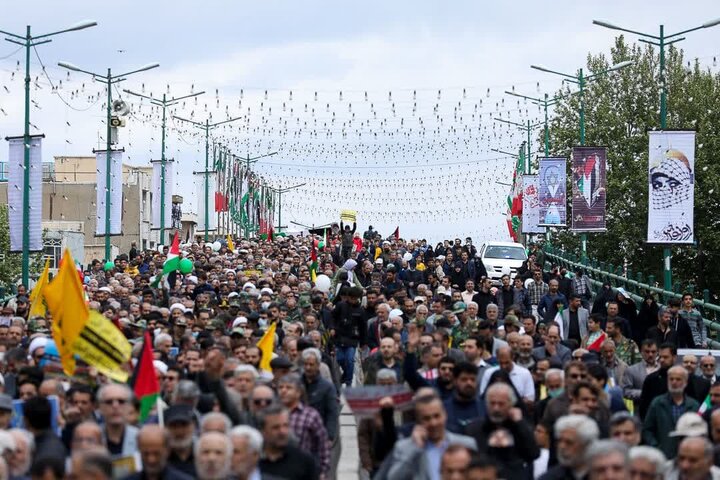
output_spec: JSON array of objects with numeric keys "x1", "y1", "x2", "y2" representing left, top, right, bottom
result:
[
  {"x1": 571, "y1": 147, "x2": 607, "y2": 232},
  {"x1": 647, "y1": 131, "x2": 695, "y2": 244},
  {"x1": 538, "y1": 158, "x2": 567, "y2": 227}
]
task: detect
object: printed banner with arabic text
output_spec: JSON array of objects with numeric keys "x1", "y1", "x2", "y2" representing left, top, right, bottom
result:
[
  {"x1": 647, "y1": 131, "x2": 695, "y2": 243},
  {"x1": 521, "y1": 175, "x2": 545, "y2": 234}
]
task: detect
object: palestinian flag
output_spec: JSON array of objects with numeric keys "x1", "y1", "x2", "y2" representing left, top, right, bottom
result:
[
  {"x1": 150, "y1": 232, "x2": 180, "y2": 288},
  {"x1": 130, "y1": 331, "x2": 160, "y2": 423},
  {"x1": 310, "y1": 241, "x2": 318, "y2": 282}
]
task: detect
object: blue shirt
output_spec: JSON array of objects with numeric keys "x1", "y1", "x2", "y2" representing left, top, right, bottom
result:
[{"x1": 425, "y1": 438, "x2": 450, "y2": 480}]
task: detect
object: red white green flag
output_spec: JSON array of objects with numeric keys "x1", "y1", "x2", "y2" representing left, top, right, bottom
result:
[{"x1": 130, "y1": 331, "x2": 160, "y2": 423}]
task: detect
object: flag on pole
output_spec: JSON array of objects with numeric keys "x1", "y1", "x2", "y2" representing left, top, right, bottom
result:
[
  {"x1": 29, "y1": 259, "x2": 50, "y2": 318},
  {"x1": 43, "y1": 249, "x2": 88, "y2": 376},
  {"x1": 151, "y1": 232, "x2": 180, "y2": 288},
  {"x1": 310, "y1": 242, "x2": 318, "y2": 283},
  {"x1": 226, "y1": 235, "x2": 235, "y2": 253},
  {"x1": 699, "y1": 394, "x2": 712, "y2": 414},
  {"x1": 131, "y1": 331, "x2": 160, "y2": 423},
  {"x1": 553, "y1": 305, "x2": 564, "y2": 339},
  {"x1": 257, "y1": 322, "x2": 277, "y2": 372}
]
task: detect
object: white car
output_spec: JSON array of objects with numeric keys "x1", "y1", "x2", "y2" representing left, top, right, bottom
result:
[{"x1": 479, "y1": 241, "x2": 528, "y2": 284}]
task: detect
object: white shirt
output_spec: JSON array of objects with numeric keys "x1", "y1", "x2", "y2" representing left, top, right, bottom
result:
[
  {"x1": 461, "y1": 290, "x2": 476, "y2": 304},
  {"x1": 478, "y1": 363, "x2": 535, "y2": 401}
]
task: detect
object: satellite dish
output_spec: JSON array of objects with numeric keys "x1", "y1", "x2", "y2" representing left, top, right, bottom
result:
[{"x1": 112, "y1": 99, "x2": 130, "y2": 116}]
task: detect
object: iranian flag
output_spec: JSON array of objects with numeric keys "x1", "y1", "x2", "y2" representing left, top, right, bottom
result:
[
  {"x1": 151, "y1": 232, "x2": 180, "y2": 288},
  {"x1": 130, "y1": 331, "x2": 160, "y2": 423},
  {"x1": 699, "y1": 393, "x2": 712, "y2": 414}
]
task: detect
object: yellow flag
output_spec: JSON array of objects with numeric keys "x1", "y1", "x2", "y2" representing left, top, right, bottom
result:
[
  {"x1": 73, "y1": 310, "x2": 132, "y2": 382},
  {"x1": 28, "y1": 259, "x2": 50, "y2": 318},
  {"x1": 257, "y1": 321, "x2": 277, "y2": 372},
  {"x1": 227, "y1": 235, "x2": 235, "y2": 253},
  {"x1": 44, "y1": 249, "x2": 87, "y2": 376}
]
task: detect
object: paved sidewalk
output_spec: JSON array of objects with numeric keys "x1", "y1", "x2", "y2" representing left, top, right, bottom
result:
[{"x1": 337, "y1": 399, "x2": 360, "y2": 479}]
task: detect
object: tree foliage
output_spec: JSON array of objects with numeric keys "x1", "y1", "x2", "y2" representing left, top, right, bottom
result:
[
  {"x1": 546, "y1": 36, "x2": 720, "y2": 294},
  {"x1": 0, "y1": 204, "x2": 45, "y2": 292}
]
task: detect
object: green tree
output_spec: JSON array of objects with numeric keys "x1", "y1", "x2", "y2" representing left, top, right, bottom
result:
[
  {"x1": 546, "y1": 36, "x2": 720, "y2": 294},
  {"x1": 0, "y1": 204, "x2": 23, "y2": 291},
  {"x1": 0, "y1": 204, "x2": 46, "y2": 293}
]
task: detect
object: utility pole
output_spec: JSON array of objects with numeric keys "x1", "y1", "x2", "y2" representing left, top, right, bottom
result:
[
  {"x1": 59, "y1": 60, "x2": 159, "y2": 261},
  {"x1": 0, "y1": 20, "x2": 96, "y2": 286},
  {"x1": 173, "y1": 115, "x2": 242, "y2": 241},
  {"x1": 493, "y1": 118, "x2": 541, "y2": 175},
  {"x1": 271, "y1": 183, "x2": 306, "y2": 233},
  {"x1": 123, "y1": 89, "x2": 204, "y2": 245},
  {"x1": 531, "y1": 60, "x2": 632, "y2": 262},
  {"x1": 593, "y1": 17, "x2": 720, "y2": 291}
]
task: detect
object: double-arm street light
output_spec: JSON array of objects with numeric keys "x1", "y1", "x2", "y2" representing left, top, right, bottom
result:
[
  {"x1": 0, "y1": 20, "x2": 96, "y2": 286},
  {"x1": 124, "y1": 89, "x2": 205, "y2": 245},
  {"x1": 593, "y1": 18, "x2": 720, "y2": 291},
  {"x1": 493, "y1": 118, "x2": 542, "y2": 174},
  {"x1": 58, "y1": 61, "x2": 159, "y2": 260},
  {"x1": 172, "y1": 115, "x2": 242, "y2": 241},
  {"x1": 271, "y1": 183, "x2": 306, "y2": 233},
  {"x1": 531, "y1": 60, "x2": 632, "y2": 260}
]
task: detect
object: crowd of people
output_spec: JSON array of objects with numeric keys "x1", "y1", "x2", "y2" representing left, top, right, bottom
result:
[{"x1": 0, "y1": 227, "x2": 718, "y2": 480}]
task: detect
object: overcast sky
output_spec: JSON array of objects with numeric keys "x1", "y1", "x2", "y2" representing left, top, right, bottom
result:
[{"x1": 0, "y1": 1, "x2": 718, "y2": 243}]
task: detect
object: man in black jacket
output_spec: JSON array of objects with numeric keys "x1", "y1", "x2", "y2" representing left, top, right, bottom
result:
[
  {"x1": 339, "y1": 221, "x2": 356, "y2": 262},
  {"x1": 466, "y1": 382, "x2": 539, "y2": 479},
  {"x1": 331, "y1": 286, "x2": 367, "y2": 387},
  {"x1": 639, "y1": 342, "x2": 677, "y2": 419}
]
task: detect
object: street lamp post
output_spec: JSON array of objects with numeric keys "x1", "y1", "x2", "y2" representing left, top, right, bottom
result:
[
  {"x1": 504, "y1": 91, "x2": 563, "y2": 156},
  {"x1": 593, "y1": 18, "x2": 720, "y2": 290},
  {"x1": 173, "y1": 115, "x2": 242, "y2": 241},
  {"x1": 271, "y1": 183, "x2": 306, "y2": 233},
  {"x1": 0, "y1": 20, "x2": 96, "y2": 287},
  {"x1": 59, "y1": 61, "x2": 159, "y2": 261},
  {"x1": 493, "y1": 118, "x2": 541, "y2": 174},
  {"x1": 531, "y1": 60, "x2": 632, "y2": 262},
  {"x1": 123, "y1": 89, "x2": 205, "y2": 245}
]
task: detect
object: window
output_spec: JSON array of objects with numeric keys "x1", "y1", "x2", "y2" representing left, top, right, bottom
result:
[
  {"x1": 43, "y1": 238, "x2": 63, "y2": 268},
  {"x1": 484, "y1": 246, "x2": 526, "y2": 260}
]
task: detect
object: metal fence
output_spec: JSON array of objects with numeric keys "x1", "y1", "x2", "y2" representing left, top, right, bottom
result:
[{"x1": 543, "y1": 245, "x2": 720, "y2": 349}]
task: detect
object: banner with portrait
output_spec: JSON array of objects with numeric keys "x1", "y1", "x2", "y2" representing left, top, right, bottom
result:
[
  {"x1": 571, "y1": 147, "x2": 607, "y2": 232},
  {"x1": 647, "y1": 131, "x2": 695, "y2": 243},
  {"x1": 538, "y1": 158, "x2": 567, "y2": 227},
  {"x1": 521, "y1": 175, "x2": 545, "y2": 233}
]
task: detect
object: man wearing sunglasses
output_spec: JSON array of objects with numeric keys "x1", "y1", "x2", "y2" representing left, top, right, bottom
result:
[{"x1": 97, "y1": 384, "x2": 138, "y2": 458}]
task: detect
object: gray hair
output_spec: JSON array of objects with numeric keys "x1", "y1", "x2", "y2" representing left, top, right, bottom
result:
[
  {"x1": 668, "y1": 365, "x2": 689, "y2": 380},
  {"x1": 376, "y1": 303, "x2": 391, "y2": 313},
  {"x1": 301, "y1": 348, "x2": 322, "y2": 363},
  {"x1": 200, "y1": 412, "x2": 232, "y2": 434},
  {"x1": 376, "y1": 369, "x2": 398, "y2": 383},
  {"x1": 485, "y1": 382, "x2": 517, "y2": 406},
  {"x1": 9, "y1": 428, "x2": 34, "y2": 453},
  {"x1": 486, "y1": 303, "x2": 498, "y2": 313},
  {"x1": 174, "y1": 380, "x2": 201, "y2": 407},
  {"x1": 153, "y1": 333, "x2": 172, "y2": 349},
  {"x1": 554, "y1": 414, "x2": 599, "y2": 445},
  {"x1": 234, "y1": 364, "x2": 259, "y2": 378},
  {"x1": 277, "y1": 373, "x2": 305, "y2": 393},
  {"x1": 545, "y1": 368, "x2": 564, "y2": 383},
  {"x1": 97, "y1": 383, "x2": 132, "y2": 403},
  {"x1": 586, "y1": 439, "x2": 628, "y2": 467},
  {"x1": 628, "y1": 446, "x2": 667, "y2": 475},
  {"x1": 230, "y1": 425, "x2": 263, "y2": 453},
  {"x1": 466, "y1": 301, "x2": 478, "y2": 309}
]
